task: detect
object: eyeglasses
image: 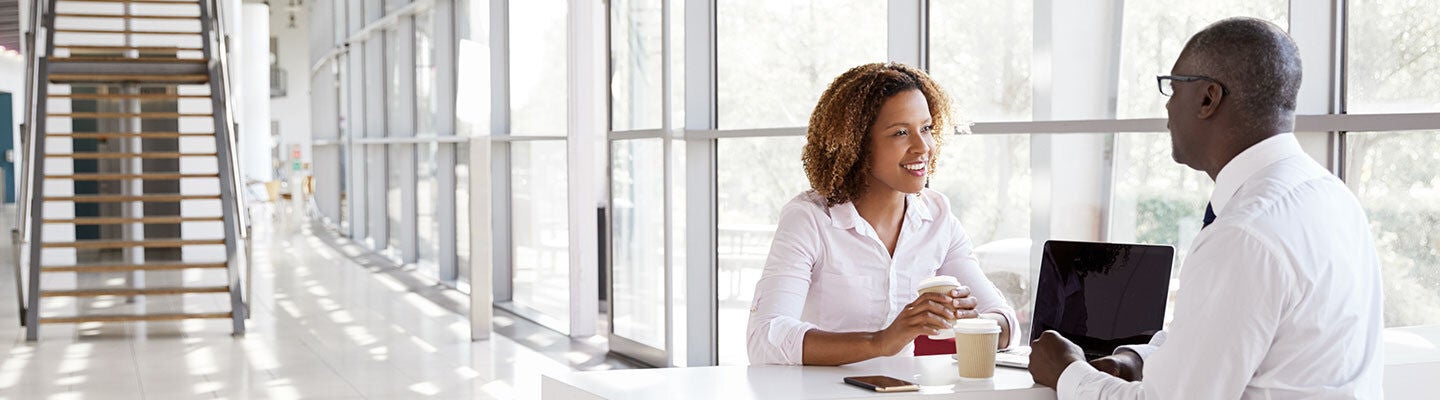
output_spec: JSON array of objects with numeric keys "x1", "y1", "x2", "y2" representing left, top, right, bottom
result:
[{"x1": 1156, "y1": 75, "x2": 1230, "y2": 97}]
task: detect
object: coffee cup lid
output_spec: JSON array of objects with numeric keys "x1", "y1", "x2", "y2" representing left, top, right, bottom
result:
[
  {"x1": 916, "y1": 275, "x2": 960, "y2": 290},
  {"x1": 952, "y1": 318, "x2": 1000, "y2": 334}
]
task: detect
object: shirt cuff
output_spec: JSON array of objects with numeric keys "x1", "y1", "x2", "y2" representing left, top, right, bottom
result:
[
  {"x1": 1114, "y1": 344, "x2": 1158, "y2": 361},
  {"x1": 771, "y1": 319, "x2": 818, "y2": 365},
  {"x1": 1055, "y1": 360, "x2": 1103, "y2": 400}
]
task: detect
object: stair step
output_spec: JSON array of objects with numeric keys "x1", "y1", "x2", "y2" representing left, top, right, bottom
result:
[
  {"x1": 49, "y1": 74, "x2": 209, "y2": 84},
  {"x1": 51, "y1": 93, "x2": 211, "y2": 100},
  {"x1": 49, "y1": 112, "x2": 213, "y2": 119},
  {"x1": 55, "y1": 44, "x2": 204, "y2": 52},
  {"x1": 41, "y1": 312, "x2": 232, "y2": 324},
  {"x1": 42, "y1": 262, "x2": 227, "y2": 273},
  {"x1": 46, "y1": 152, "x2": 217, "y2": 159},
  {"x1": 42, "y1": 238, "x2": 226, "y2": 249},
  {"x1": 54, "y1": 28, "x2": 201, "y2": 35},
  {"x1": 41, "y1": 286, "x2": 230, "y2": 297},
  {"x1": 46, "y1": 173, "x2": 220, "y2": 180},
  {"x1": 52, "y1": 57, "x2": 208, "y2": 64},
  {"x1": 43, "y1": 216, "x2": 223, "y2": 224},
  {"x1": 56, "y1": 13, "x2": 198, "y2": 20},
  {"x1": 48, "y1": 132, "x2": 215, "y2": 139},
  {"x1": 46, "y1": 194, "x2": 222, "y2": 202}
]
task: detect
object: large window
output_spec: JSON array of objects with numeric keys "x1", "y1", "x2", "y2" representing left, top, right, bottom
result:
[
  {"x1": 1345, "y1": 131, "x2": 1440, "y2": 327},
  {"x1": 715, "y1": 136, "x2": 807, "y2": 365},
  {"x1": 510, "y1": 140, "x2": 571, "y2": 327},
  {"x1": 610, "y1": 139, "x2": 667, "y2": 349},
  {"x1": 610, "y1": 0, "x2": 663, "y2": 131},
  {"x1": 716, "y1": 0, "x2": 886, "y2": 129},
  {"x1": 928, "y1": 0, "x2": 1033, "y2": 122},
  {"x1": 1115, "y1": 1, "x2": 1287, "y2": 119},
  {"x1": 509, "y1": 0, "x2": 568, "y2": 135},
  {"x1": 1346, "y1": 0, "x2": 1440, "y2": 327},
  {"x1": 1348, "y1": 0, "x2": 1440, "y2": 113}
]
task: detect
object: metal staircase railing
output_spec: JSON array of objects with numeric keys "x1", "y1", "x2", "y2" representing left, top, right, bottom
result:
[
  {"x1": 16, "y1": 0, "x2": 249, "y2": 339},
  {"x1": 14, "y1": 0, "x2": 58, "y2": 332},
  {"x1": 198, "y1": 0, "x2": 250, "y2": 324}
]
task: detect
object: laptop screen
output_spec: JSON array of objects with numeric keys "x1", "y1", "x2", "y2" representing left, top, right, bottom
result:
[{"x1": 1030, "y1": 240, "x2": 1175, "y2": 355}]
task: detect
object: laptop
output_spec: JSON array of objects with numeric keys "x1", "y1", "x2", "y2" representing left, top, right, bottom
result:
[{"x1": 993, "y1": 240, "x2": 1175, "y2": 369}]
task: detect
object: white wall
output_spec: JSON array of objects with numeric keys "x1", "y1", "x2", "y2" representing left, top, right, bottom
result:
[{"x1": 270, "y1": 1, "x2": 312, "y2": 173}]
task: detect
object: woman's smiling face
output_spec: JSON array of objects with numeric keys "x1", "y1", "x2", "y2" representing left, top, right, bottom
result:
[{"x1": 865, "y1": 88, "x2": 936, "y2": 196}]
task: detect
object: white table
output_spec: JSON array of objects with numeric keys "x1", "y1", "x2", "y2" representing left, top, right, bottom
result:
[
  {"x1": 543, "y1": 326, "x2": 1440, "y2": 399},
  {"x1": 542, "y1": 355, "x2": 1052, "y2": 400}
]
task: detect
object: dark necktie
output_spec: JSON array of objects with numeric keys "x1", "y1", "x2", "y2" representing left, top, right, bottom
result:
[{"x1": 1203, "y1": 203, "x2": 1217, "y2": 229}]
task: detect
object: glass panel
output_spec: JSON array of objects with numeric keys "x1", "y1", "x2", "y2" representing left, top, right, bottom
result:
[
  {"x1": 929, "y1": 0, "x2": 1033, "y2": 122},
  {"x1": 716, "y1": 0, "x2": 885, "y2": 129},
  {"x1": 386, "y1": 144, "x2": 408, "y2": 262},
  {"x1": 1348, "y1": 1, "x2": 1440, "y2": 113},
  {"x1": 927, "y1": 133, "x2": 1033, "y2": 334},
  {"x1": 610, "y1": 0, "x2": 663, "y2": 131},
  {"x1": 509, "y1": 0, "x2": 568, "y2": 136},
  {"x1": 610, "y1": 139, "x2": 666, "y2": 349},
  {"x1": 416, "y1": 8, "x2": 439, "y2": 136},
  {"x1": 417, "y1": 142, "x2": 440, "y2": 279},
  {"x1": 511, "y1": 140, "x2": 571, "y2": 327},
  {"x1": 716, "y1": 136, "x2": 807, "y2": 365},
  {"x1": 457, "y1": 143, "x2": 472, "y2": 292},
  {"x1": 1345, "y1": 131, "x2": 1440, "y2": 327},
  {"x1": 1108, "y1": 132, "x2": 1212, "y2": 324},
  {"x1": 1116, "y1": 2, "x2": 1287, "y2": 119}
]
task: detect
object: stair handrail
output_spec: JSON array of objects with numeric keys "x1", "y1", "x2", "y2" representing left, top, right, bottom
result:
[
  {"x1": 16, "y1": 0, "x2": 57, "y2": 250},
  {"x1": 199, "y1": 0, "x2": 248, "y2": 240}
]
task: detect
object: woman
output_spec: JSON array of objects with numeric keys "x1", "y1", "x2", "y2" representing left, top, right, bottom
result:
[{"x1": 746, "y1": 63, "x2": 1018, "y2": 366}]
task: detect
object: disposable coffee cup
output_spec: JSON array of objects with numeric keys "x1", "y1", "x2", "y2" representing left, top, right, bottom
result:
[
  {"x1": 916, "y1": 276, "x2": 962, "y2": 340},
  {"x1": 953, "y1": 318, "x2": 1000, "y2": 380}
]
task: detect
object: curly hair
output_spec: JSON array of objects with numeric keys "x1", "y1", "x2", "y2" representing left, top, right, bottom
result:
[{"x1": 802, "y1": 62, "x2": 956, "y2": 207}]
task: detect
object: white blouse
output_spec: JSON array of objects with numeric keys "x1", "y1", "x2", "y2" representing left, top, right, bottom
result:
[{"x1": 746, "y1": 188, "x2": 1020, "y2": 365}]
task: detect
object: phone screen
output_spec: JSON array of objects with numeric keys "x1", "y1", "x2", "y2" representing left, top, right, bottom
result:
[{"x1": 843, "y1": 375, "x2": 920, "y2": 392}]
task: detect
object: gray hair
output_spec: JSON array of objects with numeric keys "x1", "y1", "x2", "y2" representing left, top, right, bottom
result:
[{"x1": 1180, "y1": 17, "x2": 1303, "y2": 131}]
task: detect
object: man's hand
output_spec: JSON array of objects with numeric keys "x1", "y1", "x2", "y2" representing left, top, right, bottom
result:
[
  {"x1": 1028, "y1": 330, "x2": 1086, "y2": 388},
  {"x1": 1090, "y1": 350, "x2": 1144, "y2": 381}
]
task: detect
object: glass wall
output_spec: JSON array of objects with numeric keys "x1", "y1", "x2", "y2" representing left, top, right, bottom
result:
[
  {"x1": 715, "y1": 136, "x2": 807, "y2": 365},
  {"x1": 302, "y1": 0, "x2": 1440, "y2": 367},
  {"x1": 929, "y1": 0, "x2": 1033, "y2": 122},
  {"x1": 1347, "y1": 0, "x2": 1440, "y2": 327},
  {"x1": 715, "y1": 0, "x2": 886, "y2": 129},
  {"x1": 610, "y1": 139, "x2": 666, "y2": 349},
  {"x1": 308, "y1": 0, "x2": 457, "y2": 288},
  {"x1": 510, "y1": 140, "x2": 572, "y2": 327}
]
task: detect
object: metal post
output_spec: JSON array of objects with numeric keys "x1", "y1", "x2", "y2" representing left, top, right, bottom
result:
[{"x1": 25, "y1": 58, "x2": 51, "y2": 341}]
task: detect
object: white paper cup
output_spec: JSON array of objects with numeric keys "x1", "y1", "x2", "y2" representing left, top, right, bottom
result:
[
  {"x1": 916, "y1": 276, "x2": 962, "y2": 340},
  {"x1": 953, "y1": 318, "x2": 1000, "y2": 380}
]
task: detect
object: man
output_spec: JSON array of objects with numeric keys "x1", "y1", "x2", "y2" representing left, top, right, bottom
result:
[{"x1": 1028, "y1": 17, "x2": 1385, "y2": 399}]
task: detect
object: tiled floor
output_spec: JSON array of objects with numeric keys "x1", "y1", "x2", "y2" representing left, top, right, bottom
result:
[{"x1": 0, "y1": 206, "x2": 632, "y2": 399}]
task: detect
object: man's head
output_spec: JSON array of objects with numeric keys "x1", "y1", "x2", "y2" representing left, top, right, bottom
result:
[{"x1": 1165, "y1": 17, "x2": 1302, "y2": 176}]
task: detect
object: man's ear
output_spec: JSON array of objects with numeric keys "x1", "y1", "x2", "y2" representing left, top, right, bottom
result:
[{"x1": 1196, "y1": 84, "x2": 1224, "y2": 119}]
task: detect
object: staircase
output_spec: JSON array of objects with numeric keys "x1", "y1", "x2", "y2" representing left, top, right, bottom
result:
[{"x1": 12, "y1": 0, "x2": 248, "y2": 340}]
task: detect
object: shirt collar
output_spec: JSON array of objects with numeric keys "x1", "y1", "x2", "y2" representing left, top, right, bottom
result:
[
  {"x1": 1209, "y1": 133, "x2": 1304, "y2": 215},
  {"x1": 828, "y1": 192, "x2": 934, "y2": 230}
]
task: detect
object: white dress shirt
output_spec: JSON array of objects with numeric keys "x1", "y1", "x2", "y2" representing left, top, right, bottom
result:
[
  {"x1": 1057, "y1": 133, "x2": 1386, "y2": 399},
  {"x1": 746, "y1": 188, "x2": 1020, "y2": 365}
]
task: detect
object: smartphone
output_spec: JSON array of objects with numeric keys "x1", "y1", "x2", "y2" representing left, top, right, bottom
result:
[{"x1": 843, "y1": 375, "x2": 920, "y2": 392}]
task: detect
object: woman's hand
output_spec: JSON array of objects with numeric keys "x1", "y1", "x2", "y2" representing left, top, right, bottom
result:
[
  {"x1": 950, "y1": 286, "x2": 980, "y2": 319},
  {"x1": 873, "y1": 290, "x2": 962, "y2": 356}
]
